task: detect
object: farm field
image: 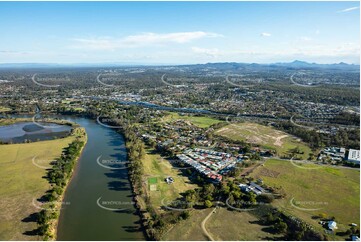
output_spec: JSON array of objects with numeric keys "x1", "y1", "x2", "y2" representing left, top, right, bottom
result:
[
  {"x1": 215, "y1": 122, "x2": 312, "y2": 159},
  {"x1": 162, "y1": 112, "x2": 222, "y2": 128},
  {"x1": 0, "y1": 131, "x2": 79, "y2": 240},
  {"x1": 142, "y1": 149, "x2": 197, "y2": 212},
  {"x1": 251, "y1": 159, "x2": 360, "y2": 238}
]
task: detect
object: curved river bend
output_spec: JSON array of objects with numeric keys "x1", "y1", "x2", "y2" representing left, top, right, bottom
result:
[{"x1": 56, "y1": 116, "x2": 144, "y2": 240}]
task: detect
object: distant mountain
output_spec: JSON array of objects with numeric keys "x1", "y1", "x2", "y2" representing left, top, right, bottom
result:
[
  {"x1": 271, "y1": 60, "x2": 359, "y2": 70},
  {"x1": 179, "y1": 60, "x2": 359, "y2": 71}
]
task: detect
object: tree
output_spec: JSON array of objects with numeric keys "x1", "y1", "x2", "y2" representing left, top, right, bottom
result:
[
  {"x1": 204, "y1": 200, "x2": 213, "y2": 208},
  {"x1": 273, "y1": 219, "x2": 288, "y2": 234}
]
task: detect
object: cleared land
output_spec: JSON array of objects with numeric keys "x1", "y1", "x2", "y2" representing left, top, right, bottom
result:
[
  {"x1": 0, "y1": 131, "x2": 79, "y2": 240},
  {"x1": 142, "y1": 149, "x2": 197, "y2": 212},
  {"x1": 215, "y1": 122, "x2": 312, "y2": 159},
  {"x1": 162, "y1": 112, "x2": 222, "y2": 128},
  {"x1": 251, "y1": 159, "x2": 360, "y2": 237}
]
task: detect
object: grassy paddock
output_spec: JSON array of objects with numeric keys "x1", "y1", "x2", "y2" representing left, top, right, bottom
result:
[
  {"x1": 161, "y1": 208, "x2": 212, "y2": 241},
  {"x1": 206, "y1": 208, "x2": 274, "y2": 241},
  {"x1": 0, "y1": 129, "x2": 80, "y2": 240},
  {"x1": 251, "y1": 159, "x2": 360, "y2": 236}
]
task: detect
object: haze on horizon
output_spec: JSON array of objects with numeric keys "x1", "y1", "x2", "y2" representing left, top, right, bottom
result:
[{"x1": 0, "y1": 1, "x2": 360, "y2": 65}]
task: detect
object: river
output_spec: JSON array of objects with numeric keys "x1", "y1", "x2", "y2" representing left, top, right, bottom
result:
[{"x1": 55, "y1": 116, "x2": 144, "y2": 240}]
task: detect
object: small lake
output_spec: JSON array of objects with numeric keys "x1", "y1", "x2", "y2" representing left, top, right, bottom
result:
[{"x1": 0, "y1": 122, "x2": 72, "y2": 143}]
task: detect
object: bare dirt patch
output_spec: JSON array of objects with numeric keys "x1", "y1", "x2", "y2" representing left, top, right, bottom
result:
[
  {"x1": 258, "y1": 167, "x2": 280, "y2": 178},
  {"x1": 274, "y1": 134, "x2": 288, "y2": 147}
]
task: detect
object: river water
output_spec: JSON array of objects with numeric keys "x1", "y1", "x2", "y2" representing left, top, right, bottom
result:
[{"x1": 55, "y1": 116, "x2": 144, "y2": 240}]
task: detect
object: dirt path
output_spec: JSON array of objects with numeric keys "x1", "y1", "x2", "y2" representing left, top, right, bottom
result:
[
  {"x1": 201, "y1": 207, "x2": 217, "y2": 241},
  {"x1": 239, "y1": 161, "x2": 264, "y2": 177}
]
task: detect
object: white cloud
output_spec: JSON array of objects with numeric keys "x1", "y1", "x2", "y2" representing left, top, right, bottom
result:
[
  {"x1": 191, "y1": 47, "x2": 220, "y2": 57},
  {"x1": 260, "y1": 32, "x2": 271, "y2": 37},
  {"x1": 71, "y1": 31, "x2": 222, "y2": 50},
  {"x1": 188, "y1": 42, "x2": 359, "y2": 63},
  {"x1": 337, "y1": 6, "x2": 359, "y2": 13}
]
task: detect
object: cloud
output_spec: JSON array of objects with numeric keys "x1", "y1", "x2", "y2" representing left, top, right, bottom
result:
[
  {"x1": 188, "y1": 42, "x2": 359, "y2": 63},
  {"x1": 191, "y1": 47, "x2": 220, "y2": 57},
  {"x1": 71, "y1": 31, "x2": 222, "y2": 50},
  {"x1": 337, "y1": 6, "x2": 359, "y2": 13},
  {"x1": 260, "y1": 32, "x2": 271, "y2": 37}
]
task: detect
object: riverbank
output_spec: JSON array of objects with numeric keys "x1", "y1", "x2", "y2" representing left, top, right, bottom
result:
[
  {"x1": 37, "y1": 127, "x2": 87, "y2": 240},
  {"x1": 122, "y1": 127, "x2": 195, "y2": 241},
  {"x1": 51, "y1": 129, "x2": 87, "y2": 240}
]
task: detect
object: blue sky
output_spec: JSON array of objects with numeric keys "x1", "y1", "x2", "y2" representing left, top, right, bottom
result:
[{"x1": 0, "y1": 1, "x2": 359, "y2": 64}]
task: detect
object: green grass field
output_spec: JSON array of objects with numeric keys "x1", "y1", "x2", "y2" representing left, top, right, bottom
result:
[
  {"x1": 0, "y1": 130, "x2": 80, "y2": 240},
  {"x1": 142, "y1": 149, "x2": 197, "y2": 213},
  {"x1": 162, "y1": 112, "x2": 222, "y2": 128},
  {"x1": 215, "y1": 122, "x2": 313, "y2": 159},
  {"x1": 251, "y1": 159, "x2": 360, "y2": 238},
  {"x1": 148, "y1": 177, "x2": 158, "y2": 184}
]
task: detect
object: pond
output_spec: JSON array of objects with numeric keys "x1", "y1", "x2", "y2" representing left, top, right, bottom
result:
[{"x1": 0, "y1": 122, "x2": 72, "y2": 143}]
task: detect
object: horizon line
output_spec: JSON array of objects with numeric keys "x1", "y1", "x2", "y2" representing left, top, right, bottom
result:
[{"x1": 0, "y1": 60, "x2": 359, "y2": 67}]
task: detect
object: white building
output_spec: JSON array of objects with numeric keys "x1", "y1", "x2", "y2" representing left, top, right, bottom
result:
[
  {"x1": 328, "y1": 221, "x2": 338, "y2": 230},
  {"x1": 348, "y1": 149, "x2": 360, "y2": 164}
]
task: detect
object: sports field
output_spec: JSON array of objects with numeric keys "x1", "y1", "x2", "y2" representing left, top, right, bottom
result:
[
  {"x1": 0, "y1": 129, "x2": 81, "y2": 240},
  {"x1": 142, "y1": 149, "x2": 197, "y2": 213},
  {"x1": 215, "y1": 122, "x2": 312, "y2": 159},
  {"x1": 251, "y1": 159, "x2": 360, "y2": 237}
]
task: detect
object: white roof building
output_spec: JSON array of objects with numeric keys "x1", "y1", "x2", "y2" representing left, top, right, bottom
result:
[
  {"x1": 348, "y1": 149, "x2": 360, "y2": 164},
  {"x1": 328, "y1": 221, "x2": 338, "y2": 230}
]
